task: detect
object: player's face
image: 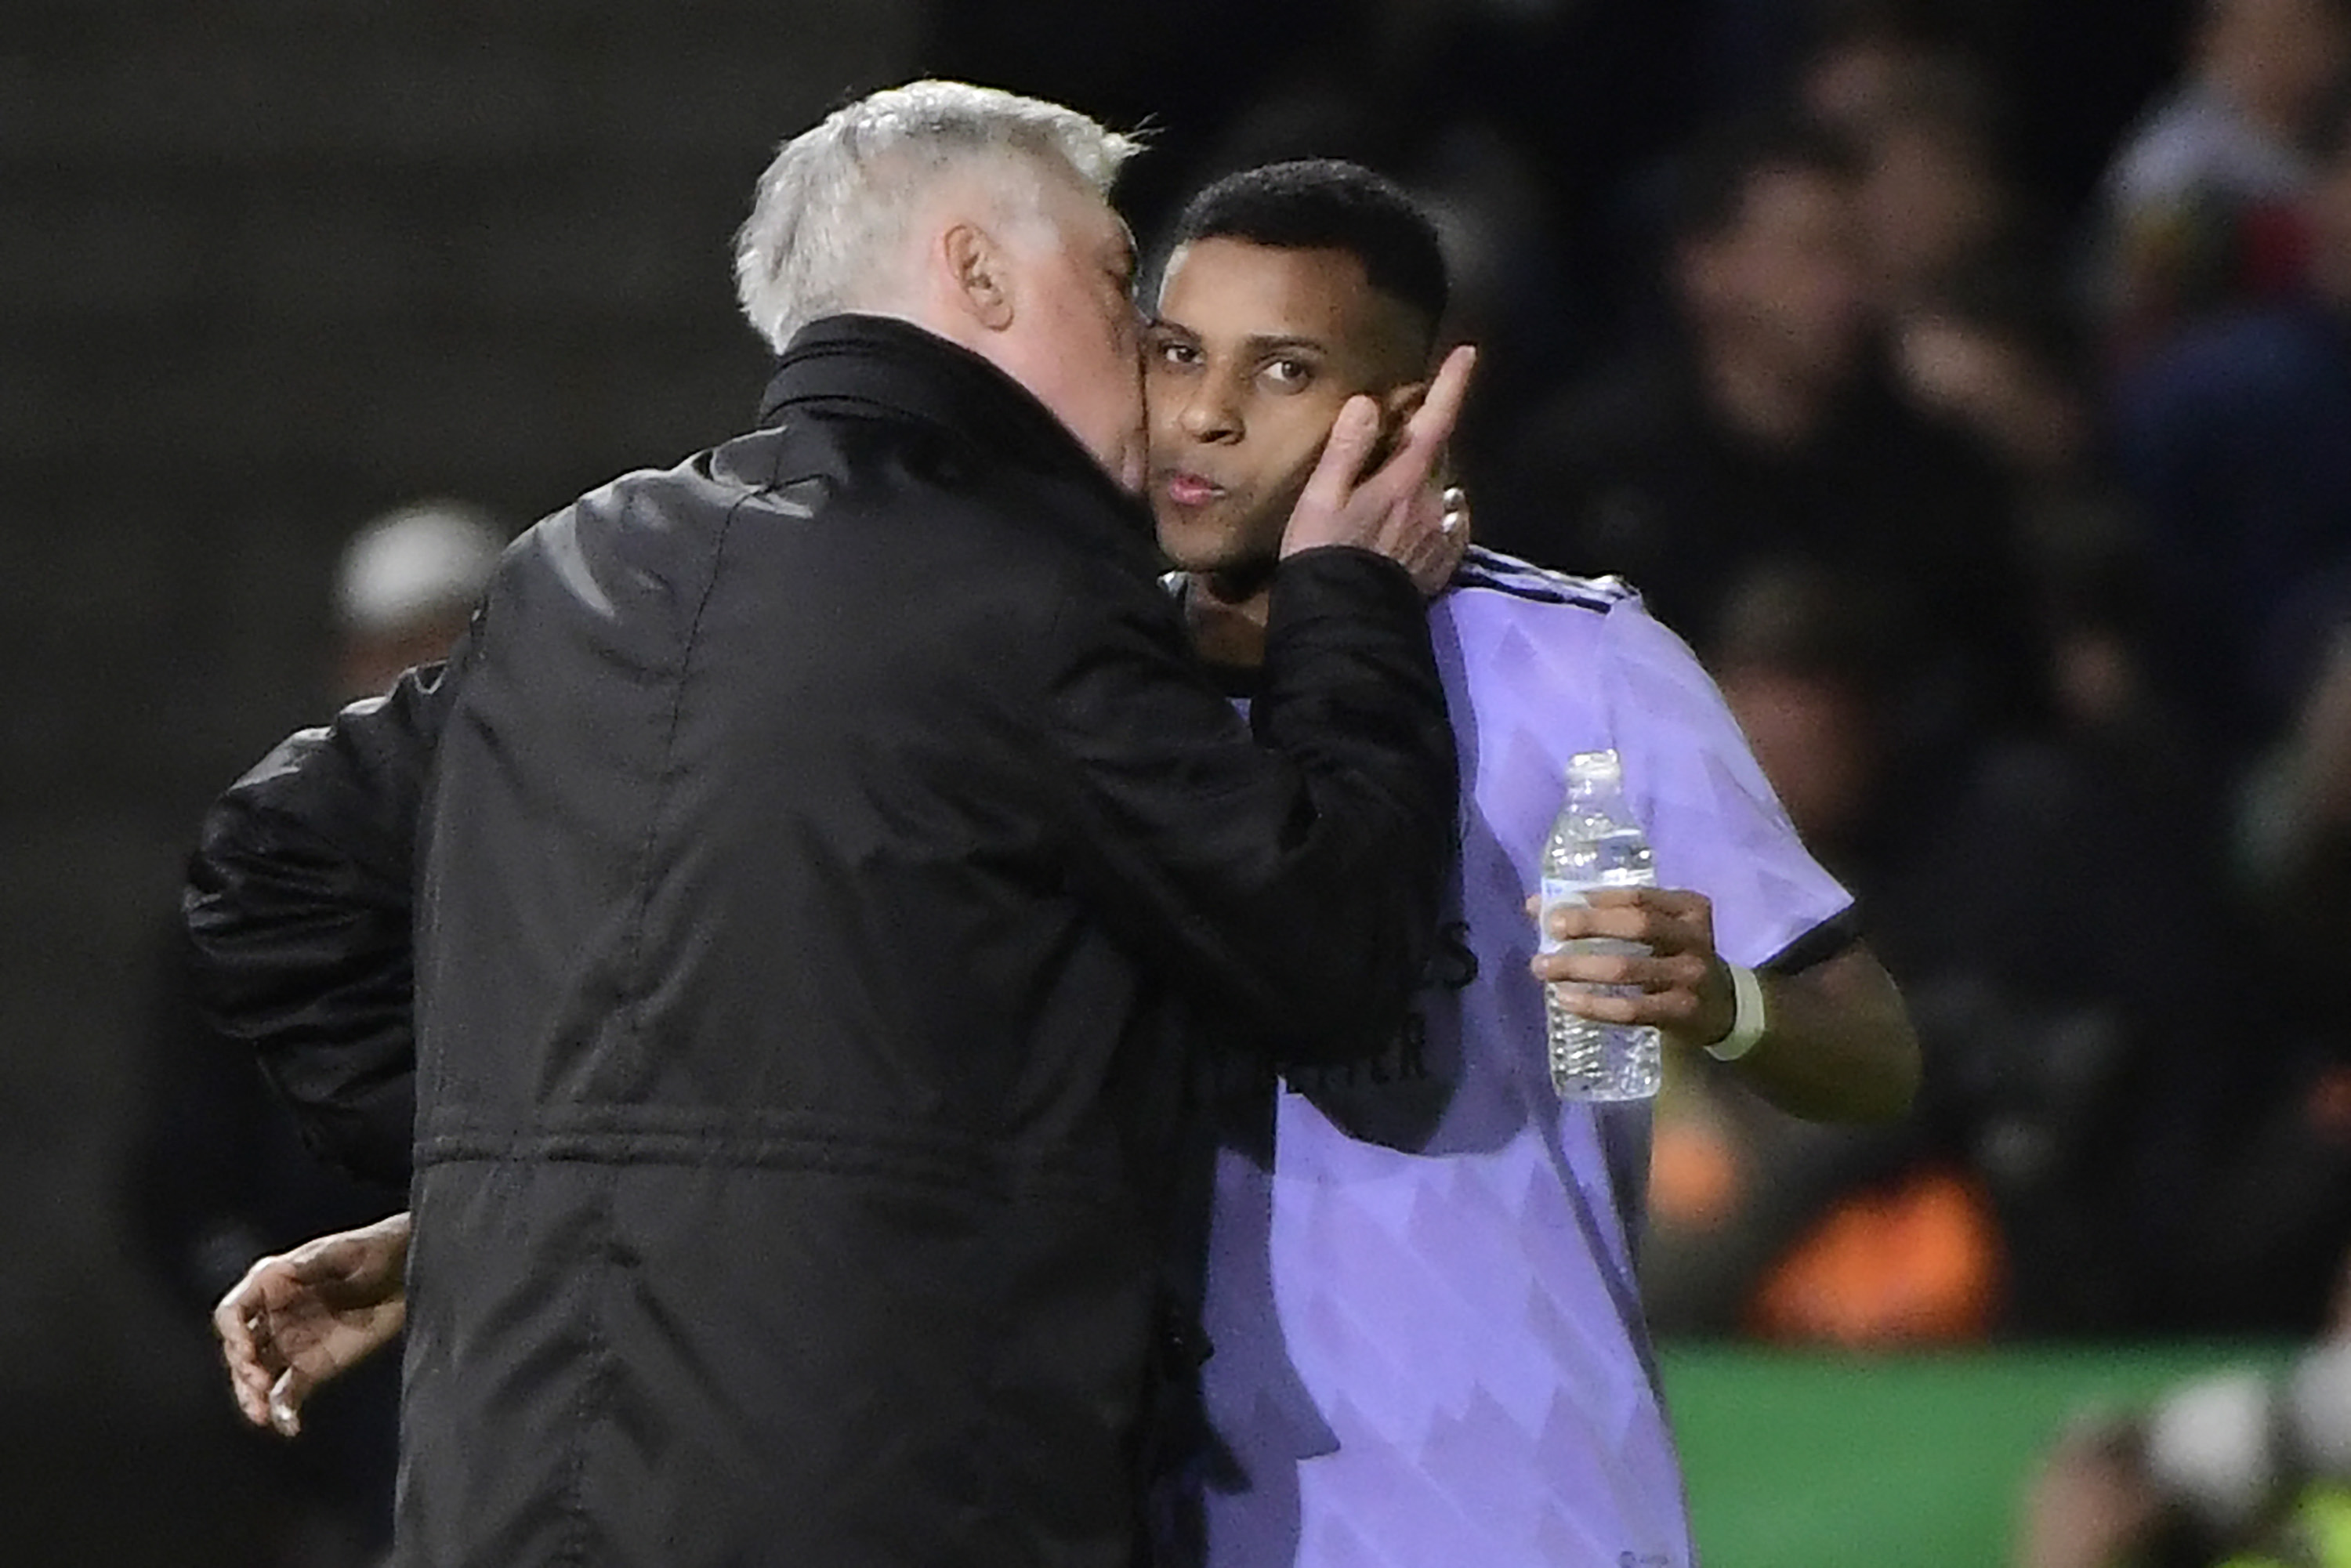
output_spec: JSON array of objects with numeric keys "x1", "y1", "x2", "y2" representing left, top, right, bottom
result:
[
  {"x1": 1687, "y1": 167, "x2": 1867, "y2": 382},
  {"x1": 1146, "y1": 238, "x2": 1422, "y2": 576}
]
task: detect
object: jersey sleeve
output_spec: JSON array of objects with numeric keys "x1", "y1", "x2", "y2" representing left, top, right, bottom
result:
[{"x1": 1599, "y1": 598, "x2": 1857, "y2": 972}]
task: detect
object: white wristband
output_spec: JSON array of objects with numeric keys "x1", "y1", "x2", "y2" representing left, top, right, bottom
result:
[{"x1": 1708, "y1": 963, "x2": 1767, "y2": 1063}]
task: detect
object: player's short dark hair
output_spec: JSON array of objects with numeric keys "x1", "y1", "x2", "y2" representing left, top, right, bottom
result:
[
  {"x1": 1160, "y1": 159, "x2": 1451, "y2": 348},
  {"x1": 1667, "y1": 118, "x2": 1860, "y2": 248}
]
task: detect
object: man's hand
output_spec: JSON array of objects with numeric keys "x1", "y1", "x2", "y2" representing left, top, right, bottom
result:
[
  {"x1": 1531, "y1": 887, "x2": 1736, "y2": 1052},
  {"x1": 1281, "y1": 344, "x2": 1476, "y2": 588},
  {"x1": 212, "y1": 1211, "x2": 412, "y2": 1437}
]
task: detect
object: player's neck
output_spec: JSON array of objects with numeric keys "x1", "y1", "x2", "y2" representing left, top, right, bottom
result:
[{"x1": 1183, "y1": 571, "x2": 1273, "y2": 672}]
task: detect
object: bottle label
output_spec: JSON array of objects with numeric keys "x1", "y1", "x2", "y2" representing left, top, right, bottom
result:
[{"x1": 1537, "y1": 877, "x2": 1587, "y2": 955}]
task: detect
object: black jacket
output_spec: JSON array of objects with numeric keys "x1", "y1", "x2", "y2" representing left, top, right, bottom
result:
[{"x1": 186, "y1": 315, "x2": 1457, "y2": 1566}]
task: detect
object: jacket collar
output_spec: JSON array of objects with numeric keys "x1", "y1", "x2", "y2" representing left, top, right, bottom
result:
[
  {"x1": 759, "y1": 313, "x2": 1098, "y2": 469},
  {"x1": 755, "y1": 312, "x2": 1157, "y2": 570}
]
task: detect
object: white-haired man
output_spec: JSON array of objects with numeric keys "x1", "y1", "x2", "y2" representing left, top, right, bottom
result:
[{"x1": 187, "y1": 81, "x2": 1473, "y2": 1567}]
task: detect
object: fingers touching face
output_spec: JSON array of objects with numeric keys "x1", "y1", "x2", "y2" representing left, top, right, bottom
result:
[{"x1": 1146, "y1": 238, "x2": 1432, "y2": 578}]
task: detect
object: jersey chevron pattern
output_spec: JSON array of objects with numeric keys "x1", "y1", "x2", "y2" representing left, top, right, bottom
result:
[{"x1": 1199, "y1": 549, "x2": 1854, "y2": 1568}]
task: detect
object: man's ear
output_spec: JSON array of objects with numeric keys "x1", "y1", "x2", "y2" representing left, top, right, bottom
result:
[{"x1": 940, "y1": 221, "x2": 1016, "y2": 331}]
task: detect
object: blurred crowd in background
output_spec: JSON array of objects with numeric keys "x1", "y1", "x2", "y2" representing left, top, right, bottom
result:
[{"x1": 85, "y1": 0, "x2": 2351, "y2": 1563}]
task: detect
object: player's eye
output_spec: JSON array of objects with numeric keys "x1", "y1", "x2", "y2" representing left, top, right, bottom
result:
[
  {"x1": 1262, "y1": 357, "x2": 1314, "y2": 389},
  {"x1": 1152, "y1": 339, "x2": 1201, "y2": 368}
]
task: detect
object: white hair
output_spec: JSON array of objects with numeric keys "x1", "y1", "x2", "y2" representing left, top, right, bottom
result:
[{"x1": 733, "y1": 80, "x2": 1141, "y2": 354}]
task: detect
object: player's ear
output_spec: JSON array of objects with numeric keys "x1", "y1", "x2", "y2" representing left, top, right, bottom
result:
[
  {"x1": 940, "y1": 221, "x2": 1016, "y2": 332},
  {"x1": 1381, "y1": 378, "x2": 1431, "y2": 426},
  {"x1": 1349, "y1": 380, "x2": 1431, "y2": 481}
]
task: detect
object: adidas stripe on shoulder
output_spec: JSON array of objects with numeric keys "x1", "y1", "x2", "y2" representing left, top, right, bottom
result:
[{"x1": 1451, "y1": 547, "x2": 1636, "y2": 611}]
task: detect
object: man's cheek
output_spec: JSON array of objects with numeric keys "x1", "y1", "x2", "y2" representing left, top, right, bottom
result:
[{"x1": 1140, "y1": 389, "x2": 1176, "y2": 440}]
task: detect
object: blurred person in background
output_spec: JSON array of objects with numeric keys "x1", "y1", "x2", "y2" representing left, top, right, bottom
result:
[
  {"x1": 1845, "y1": 58, "x2": 2033, "y2": 315},
  {"x1": 2110, "y1": 109, "x2": 2351, "y2": 1229},
  {"x1": 2189, "y1": 538, "x2": 2351, "y2": 1343},
  {"x1": 1605, "y1": 0, "x2": 2351, "y2": 1358},
  {"x1": 1895, "y1": 276, "x2": 2098, "y2": 494},
  {"x1": 1785, "y1": 0, "x2": 2197, "y2": 255},
  {"x1": 2013, "y1": 1251, "x2": 2351, "y2": 1568},
  {"x1": 1831, "y1": 27, "x2": 2148, "y2": 751},
  {"x1": 1893, "y1": 270, "x2": 2170, "y2": 744},
  {"x1": 1639, "y1": 567, "x2": 1972, "y2": 1345},
  {"x1": 1795, "y1": 0, "x2": 1954, "y2": 143},
  {"x1": 2092, "y1": 0, "x2": 2351, "y2": 361},
  {"x1": 129, "y1": 499, "x2": 506, "y2": 1566},
  {"x1": 1643, "y1": 561, "x2": 2245, "y2": 1341},
  {"x1": 1482, "y1": 115, "x2": 2045, "y2": 761},
  {"x1": 2111, "y1": 110, "x2": 2351, "y2": 763},
  {"x1": 2095, "y1": 100, "x2": 2351, "y2": 1327},
  {"x1": 2191, "y1": 113, "x2": 2351, "y2": 1298}
]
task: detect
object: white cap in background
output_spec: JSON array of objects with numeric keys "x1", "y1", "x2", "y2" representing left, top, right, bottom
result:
[
  {"x1": 333, "y1": 500, "x2": 509, "y2": 636},
  {"x1": 2142, "y1": 1370, "x2": 2278, "y2": 1537}
]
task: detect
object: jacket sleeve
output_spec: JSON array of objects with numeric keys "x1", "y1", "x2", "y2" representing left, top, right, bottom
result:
[
  {"x1": 1042, "y1": 545, "x2": 1458, "y2": 1061},
  {"x1": 183, "y1": 655, "x2": 462, "y2": 1187}
]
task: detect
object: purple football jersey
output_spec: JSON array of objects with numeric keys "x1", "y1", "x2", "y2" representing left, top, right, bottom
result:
[{"x1": 1199, "y1": 551, "x2": 1855, "y2": 1568}]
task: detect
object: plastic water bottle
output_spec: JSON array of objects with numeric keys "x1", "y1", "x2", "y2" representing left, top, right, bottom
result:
[{"x1": 1540, "y1": 749, "x2": 1663, "y2": 1101}]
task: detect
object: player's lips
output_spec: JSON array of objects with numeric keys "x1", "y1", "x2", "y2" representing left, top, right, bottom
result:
[{"x1": 1161, "y1": 470, "x2": 1227, "y2": 508}]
